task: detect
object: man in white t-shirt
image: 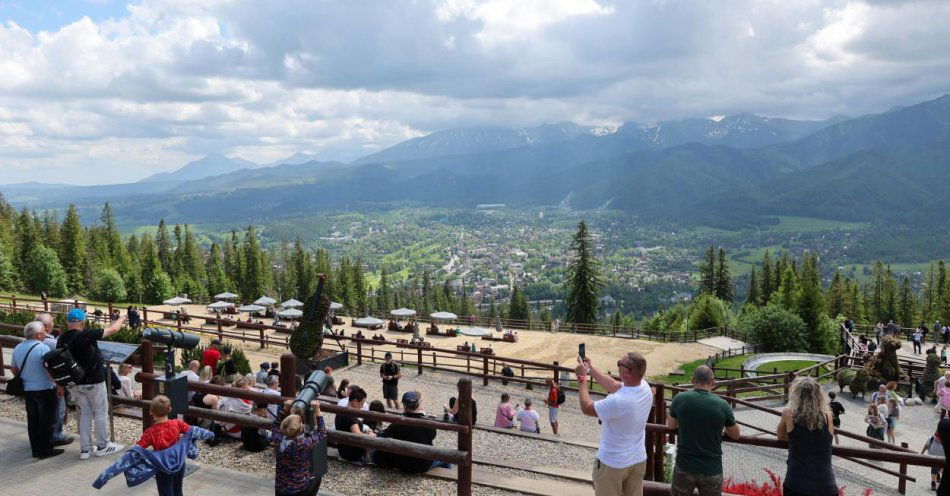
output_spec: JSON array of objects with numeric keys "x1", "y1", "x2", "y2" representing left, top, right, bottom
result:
[{"x1": 576, "y1": 351, "x2": 652, "y2": 496}]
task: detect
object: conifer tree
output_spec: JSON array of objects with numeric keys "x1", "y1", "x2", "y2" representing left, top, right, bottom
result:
[
  {"x1": 827, "y1": 269, "x2": 846, "y2": 318},
  {"x1": 26, "y1": 245, "x2": 68, "y2": 297},
  {"x1": 508, "y1": 285, "x2": 530, "y2": 321},
  {"x1": 565, "y1": 221, "x2": 602, "y2": 324},
  {"x1": 746, "y1": 267, "x2": 760, "y2": 307},
  {"x1": 156, "y1": 220, "x2": 173, "y2": 277},
  {"x1": 206, "y1": 243, "x2": 231, "y2": 299},
  {"x1": 14, "y1": 208, "x2": 39, "y2": 282},
  {"x1": 870, "y1": 261, "x2": 887, "y2": 323},
  {"x1": 60, "y1": 205, "x2": 87, "y2": 294},
  {"x1": 377, "y1": 267, "x2": 392, "y2": 312},
  {"x1": 291, "y1": 239, "x2": 313, "y2": 301},
  {"x1": 771, "y1": 267, "x2": 799, "y2": 311},
  {"x1": 898, "y1": 275, "x2": 916, "y2": 327},
  {"x1": 714, "y1": 247, "x2": 733, "y2": 302},
  {"x1": 242, "y1": 226, "x2": 265, "y2": 299},
  {"x1": 760, "y1": 250, "x2": 773, "y2": 303},
  {"x1": 698, "y1": 245, "x2": 716, "y2": 295},
  {"x1": 352, "y1": 259, "x2": 367, "y2": 315},
  {"x1": 42, "y1": 210, "x2": 61, "y2": 255},
  {"x1": 797, "y1": 253, "x2": 826, "y2": 353},
  {"x1": 420, "y1": 268, "x2": 432, "y2": 314}
]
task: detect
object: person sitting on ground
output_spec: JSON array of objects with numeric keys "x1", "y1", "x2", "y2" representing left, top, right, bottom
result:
[
  {"x1": 185, "y1": 376, "x2": 225, "y2": 427},
  {"x1": 256, "y1": 362, "x2": 271, "y2": 385},
  {"x1": 116, "y1": 363, "x2": 141, "y2": 400},
  {"x1": 217, "y1": 347, "x2": 237, "y2": 382},
  {"x1": 667, "y1": 366, "x2": 740, "y2": 495},
  {"x1": 272, "y1": 399, "x2": 326, "y2": 496},
  {"x1": 365, "y1": 400, "x2": 387, "y2": 434},
  {"x1": 777, "y1": 377, "x2": 838, "y2": 496},
  {"x1": 216, "y1": 376, "x2": 254, "y2": 440},
  {"x1": 246, "y1": 372, "x2": 260, "y2": 389},
  {"x1": 517, "y1": 398, "x2": 541, "y2": 434},
  {"x1": 268, "y1": 362, "x2": 280, "y2": 378},
  {"x1": 444, "y1": 396, "x2": 478, "y2": 424},
  {"x1": 336, "y1": 379, "x2": 351, "y2": 403},
  {"x1": 922, "y1": 425, "x2": 946, "y2": 491},
  {"x1": 829, "y1": 391, "x2": 845, "y2": 445},
  {"x1": 494, "y1": 393, "x2": 517, "y2": 429},
  {"x1": 374, "y1": 391, "x2": 451, "y2": 473},
  {"x1": 335, "y1": 386, "x2": 375, "y2": 463},
  {"x1": 262, "y1": 375, "x2": 282, "y2": 418}
]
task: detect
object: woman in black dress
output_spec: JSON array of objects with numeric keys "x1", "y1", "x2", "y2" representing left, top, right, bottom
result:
[{"x1": 776, "y1": 377, "x2": 838, "y2": 496}]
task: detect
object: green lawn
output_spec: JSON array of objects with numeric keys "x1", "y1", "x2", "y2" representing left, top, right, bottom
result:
[
  {"x1": 756, "y1": 360, "x2": 817, "y2": 374},
  {"x1": 765, "y1": 216, "x2": 868, "y2": 233}
]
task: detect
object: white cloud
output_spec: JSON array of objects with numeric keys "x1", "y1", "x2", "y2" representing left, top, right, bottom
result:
[{"x1": 0, "y1": 0, "x2": 949, "y2": 184}]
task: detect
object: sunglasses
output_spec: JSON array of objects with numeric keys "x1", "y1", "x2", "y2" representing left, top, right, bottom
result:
[{"x1": 617, "y1": 360, "x2": 632, "y2": 372}]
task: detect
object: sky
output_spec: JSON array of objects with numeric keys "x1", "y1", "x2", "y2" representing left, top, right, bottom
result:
[{"x1": 0, "y1": 0, "x2": 949, "y2": 185}]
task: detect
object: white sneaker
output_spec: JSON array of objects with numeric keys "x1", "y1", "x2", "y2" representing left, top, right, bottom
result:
[
  {"x1": 95, "y1": 443, "x2": 124, "y2": 457},
  {"x1": 79, "y1": 448, "x2": 94, "y2": 460}
]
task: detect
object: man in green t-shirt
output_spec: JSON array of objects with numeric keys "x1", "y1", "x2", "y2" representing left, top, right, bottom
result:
[{"x1": 667, "y1": 365, "x2": 740, "y2": 495}]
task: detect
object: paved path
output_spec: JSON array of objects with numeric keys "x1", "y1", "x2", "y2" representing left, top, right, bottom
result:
[
  {"x1": 0, "y1": 417, "x2": 342, "y2": 496},
  {"x1": 698, "y1": 336, "x2": 748, "y2": 351}
]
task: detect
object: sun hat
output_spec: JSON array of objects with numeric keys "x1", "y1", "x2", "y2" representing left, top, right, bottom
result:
[{"x1": 66, "y1": 308, "x2": 86, "y2": 322}]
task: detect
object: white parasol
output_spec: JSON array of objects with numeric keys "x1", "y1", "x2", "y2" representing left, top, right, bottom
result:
[
  {"x1": 277, "y1": 308, "x2": 303, "y2": 319},
  {"x1": 163, "y1": 296, "x2": 192, "y2": 306},
  {"x1": 391, "y1": 308, "x2": 417, "y2": 317},
  {"x1": 237, "y1": 304, "x2": 266, "y2": 313},
  {"x1": 214, "y1": 292, "x2": 239, "y2": 300},
  {"x1": 430, "y1": 311, "x2": 458, "y2": 321},
  {"x1": 281, "y1": 298, "x2": 304, "y2": 308},
  {"x1": 354, "y1": 316, "x2": 384, "y2": 327},
  {"x1": 254, "y1": 296, "x2": 277, "y2": 306}
]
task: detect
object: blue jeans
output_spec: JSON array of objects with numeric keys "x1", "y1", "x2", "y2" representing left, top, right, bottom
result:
[
  {"x1": 52, "y1": 395, "x2": 65, "y2": 442},
  {"x1": 155, "y1": 467, "x2": 185, "y2": 496}
]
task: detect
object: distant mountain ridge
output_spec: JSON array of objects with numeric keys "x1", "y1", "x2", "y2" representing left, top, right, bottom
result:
[{"x1": 140, "y1": 153, "x2": 259, "y2": 183}]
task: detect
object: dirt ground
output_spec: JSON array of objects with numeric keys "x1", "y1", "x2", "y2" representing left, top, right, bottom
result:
[{"x1": 130, "y1": 303, "x2": 715, "y2": 378}]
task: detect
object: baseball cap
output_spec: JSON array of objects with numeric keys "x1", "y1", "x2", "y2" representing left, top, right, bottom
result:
[
  {"x1": 66, "y1": 308, "x2": 87, "y2": 322},
  {"x1": 402, "y1": 391, "x2": 420, "y2": 409}
]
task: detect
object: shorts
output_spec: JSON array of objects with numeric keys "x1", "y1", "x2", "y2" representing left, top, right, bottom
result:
[
  {"x1": 548, "y1": 406, "x2": 559, "y2": 423},
  {"x1": 832, "y1": 417, "x2": 841, "y2": 428},
  {"x1": 887, "y1": 417, "x2": 897, "y2": 429},
  {"x1": 383, "y1": 383, "x2": 399, "y2": 400}
]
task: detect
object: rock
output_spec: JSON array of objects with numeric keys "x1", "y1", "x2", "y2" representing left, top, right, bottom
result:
[{"x1": 905, "y1": 398, "x2": 917, "y2": 406}]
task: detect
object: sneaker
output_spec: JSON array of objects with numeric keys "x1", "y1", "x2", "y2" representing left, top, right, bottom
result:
[
  {"x1": 79, "y1": 448, "x2": 94, "y2": 460},
  {"x1": 36, "y1": 449, "x2": 65, "y2": 459},
  {"x1": 95, "y1": 443, "x2": 124, "y2": 457},
  {"x1": 53, "y1": 435, "x2": 75, "y2": 447}
]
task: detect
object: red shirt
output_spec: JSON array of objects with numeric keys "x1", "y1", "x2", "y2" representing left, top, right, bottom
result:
[
  {"x1": 137, "y1": 419, "x2": 190, "y2": 450},
  {"x1": 548, "y1": 386, "x2": 559, "y2": 409},
  {"x1": 202, "y1": 347, "x2": 221, "y2": 370}
]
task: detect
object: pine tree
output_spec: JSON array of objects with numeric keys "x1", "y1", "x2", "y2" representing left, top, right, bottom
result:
[
  {"x1": 898, "y1": 276, "x2": 916, "y2": 328},
  {"x1": 351, "y1": 259, "x2": 367, "y2": 315},
  {"x1": 564, "y1": 221, "x2": 603, "y2": 324},
  {"x1": 699, "y1": 245, "x2": 716, "y2": 295},
  {"x1": 42, "y1": 210, "x2": 61, "y2": 255},
  {"x1": 771, "y1": 267, "x2": 799, "y2": 311},
  {"x1": 870, "y1": 261, "x2": 887, "y2": 323},
  {"x1": 100, "y1": 203, "x2": 127, "y2": 269},
  {"x1": 242, "y1": 225, "x2": 265, "y2": 299},
  {"x1": 291, "y1": 239, "x2": 313, "y2": 301},
  {"x1": 421, "y1": 268, "x2": 432, "y2": 314},
  {"x1": 60, "y1": 205, "x2": 87, "y2": 294},
  {"x1": 156, "y1": 220, "x2": 174, "y2": 277},
  {"x1": 508, "y1": 286, "x2": 530, "y2": 321},
  {"x1": 760, "y1": 250, "x2": 773, "y2": 303},
  {"x1": 206, "y1": 243, "x2": 231, "y2": 299},
  {"x1": 827, "y1": 269, "x2": 846, "y2": 318},
  {"x1": 377, "y1": 267, "x2": 392, "y2": 312},
  {"x1": 938, "y1": 260, "x2": 948, "y2": 323},
  {"x1": 14, "y1": 208, "x2": 40, "y2": 283},
  {"x1": 884, "y1": 265, "x2": 898, "y2": 324},
  {"x1": 714, "y1": 247, "x2": 733, "y2": 302},
  {"x1": 797, "y1": 253, "x2": 826, "y2": 353},
  {"x1": 746, "y1": 267, "x2": 760, "y2": 307},
  {"x1": 180, "y1": 225, "x2": 205, "y2": 281}
]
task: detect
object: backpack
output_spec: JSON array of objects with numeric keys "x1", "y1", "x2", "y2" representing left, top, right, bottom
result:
[
  {"x1": 556, "y1": 389, "x2": 566, "y2": 406},
  {"x1": 43, "y1": 348, "x2": 85, "y2": 387}
]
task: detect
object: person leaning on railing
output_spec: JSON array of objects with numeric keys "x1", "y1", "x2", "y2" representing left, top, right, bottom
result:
[
  {"x1": 776, "y1": 377, "x2": 838, "y2": 496},
  {"x1": 271, "y1": 399, "x2": 326, "y2": 496}
]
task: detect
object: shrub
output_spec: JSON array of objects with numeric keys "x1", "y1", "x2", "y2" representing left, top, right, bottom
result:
[
  {"x1": 737, "y1": 304, "x2": 808, "y2": 353},
  {"x1": 836, "y1": 369, "x2": 856, "y2": 392},
  {"x1": 687, "y1": 294, "x2": 734, "y2": 331},
  {"x1": 851, "y1": 369, "x2": 869, "y2": 399},
  {"x1": 92, "y1": 268, "x2": 127, "y2": 303}
]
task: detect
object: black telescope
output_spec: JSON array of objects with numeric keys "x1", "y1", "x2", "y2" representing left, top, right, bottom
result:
[
  {"x1": 142, "y1": 328, "x2": 201, "y2": 350},
  {"x1": 290, "y1": 370, "x2": 330, "y2": 488}
]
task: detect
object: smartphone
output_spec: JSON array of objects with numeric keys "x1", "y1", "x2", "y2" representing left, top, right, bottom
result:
[{"x1": 579, "y1": 343, "x2": 586, "y2": 360}]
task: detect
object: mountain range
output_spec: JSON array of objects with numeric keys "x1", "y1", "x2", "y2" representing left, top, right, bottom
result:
[{"x1": 2, "y1": 93, "x2": 950, "y2": 228}]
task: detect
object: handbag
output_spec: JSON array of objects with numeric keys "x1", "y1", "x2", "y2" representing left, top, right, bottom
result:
[{"x1": 7, "y1": 342, "x2": 41, "y2": 397}]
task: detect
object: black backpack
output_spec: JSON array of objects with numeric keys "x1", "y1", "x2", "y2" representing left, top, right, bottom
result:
[
  {"x1": 43, "y1": 348, "x2": 85, "y2": 387},
  {"x1": 556, "y1": 389, "x2": 566, "y2": 406}
]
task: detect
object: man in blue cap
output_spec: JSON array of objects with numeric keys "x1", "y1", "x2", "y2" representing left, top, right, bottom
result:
[{"x1": 56, "y1": 307, "x2": 127, "y2": 459}]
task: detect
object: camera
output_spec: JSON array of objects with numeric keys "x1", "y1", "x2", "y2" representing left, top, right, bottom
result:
[{"x1": 290, "y1": 370, "x2": 330, "y2": 486}]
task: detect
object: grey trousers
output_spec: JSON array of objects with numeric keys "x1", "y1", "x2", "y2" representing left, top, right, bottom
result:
[{"x1": 69, "y1": 382, "x2": 110, "y2": 452}]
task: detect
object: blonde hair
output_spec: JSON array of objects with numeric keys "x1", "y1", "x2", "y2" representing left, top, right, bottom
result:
[
  {"x1": 232, "y1": 376, "x2": 248, "y2": 388},
  {"x1": 786, "y1": 377, "x2": 829, "y2": 431},
  {"x1": 280, "y1": 413, "x2": 304, "y2": 438},
  {"x1": 150, "y1": 395, "x2": 172, "y2": 417},
  {"x1": 199, "y1": 366, "x2": 213, "y2": 382}
]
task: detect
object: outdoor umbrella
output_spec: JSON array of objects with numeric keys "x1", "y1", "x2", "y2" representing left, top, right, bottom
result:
[
  {"x1": 430, "y1": 311, "x2": 458, "y2": 321},
  {"x1": 214, "y1": 292, "x2": 239, "y2": 300},
  {"x1": 207, "y1": 301, "x2": 234, "y2": 312},
  {"x1": 354, "y1": 316, "x2": 384, "y2": 327},
  {"x1": 390, "y1": 308, "x2": 416, "y2": 318},
  {"x1": 459, "y1": 326, "x2": 491, "y2": 337},
  {"x1": 277, "y1": 308, "x2": 303, "y2": 319},
  {"x1": 330, "y1": 302, "x2": 344, "y2": 311},
  {"x1": 254, "y1": 296, "x2": 277, "y2": 306},
  {"x1": 163, "y1": 296, "x2": 192, "y2": 306},
  {"x1": 237, "y1": 304, "x2": 266, "y2": 313},
  {"x1": 281, "y1": 298, "x2": 304, "y2": 308}
]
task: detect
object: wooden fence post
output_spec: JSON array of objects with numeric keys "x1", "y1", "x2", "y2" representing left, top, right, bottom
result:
[
  {"x1": 280, "y1": 353, "x2": 297, "y2": 397},
  {"x1": 42, "y1": 293, "x2": 49, "y2": 311},
  {"x1": 418, "y1": 347, "x2": 423, "y2": 375},
  {"x1": 356, "y1": 340, "x2": 362, "y2": 365},
  {"x1": 899, "y1": 441, "x2": 908, "y2": 494},
  {"x1": 482, "y1": 356, "x2": 489, "y2": 386},
  {"x1": 457, "y1": 378, "x2": 473, "y2": 496},
  {"x1": 141, "y1": 340, "x2": 155, "y2": 431},
  {"x1": 11, "y1": 294, "x2": 15, "y2": 309},
  {"x1": 553, "y1": 361, "x2": 560, "y2": 383},
  {"x1": 653, "y1": 383, "x2": 666, "y2": 481}
]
